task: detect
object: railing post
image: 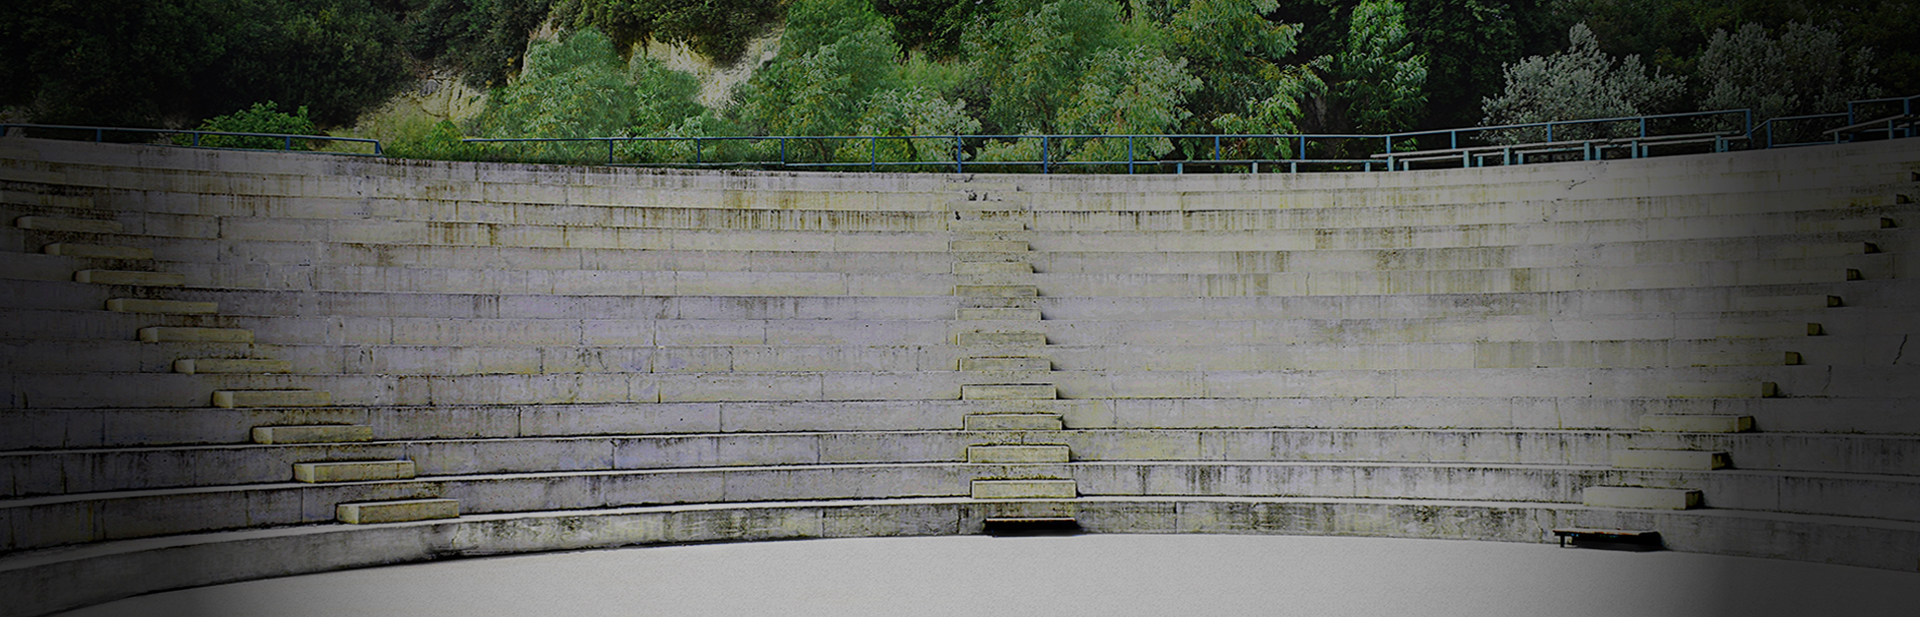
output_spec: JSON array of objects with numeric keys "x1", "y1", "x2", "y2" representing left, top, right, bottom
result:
[
  {"x1": 1127, "y1": 136, "x2": 1135, "y2": 174},
  {"x1": 1042, "y1": 135, "x2": 1050, "y2": 174},
  {"x1": 608, "y1": 139, "x2": 615, "y2": 165},
  {"x1": 285, "y1": 136, "x2": 293, "y2": 151},
  {"x1": 870, "y1": 136, "x2": 877, "y2": 172},
  {"x1": 192, "y1": 133, "x2": 201, "y2": 147},
  {"x1": 695, "y1": 139, "x2": 702, "y2": 165},
  {"x1": 780, "y1": 138, "x2": 787, "y2": 166},
  {"x1": 955, "y1": 136, "x2": 963, "y2": 174},
  {"x1": 1546, "y1": 123, "x2": 1553, "y2": 142},
  {"x1": 95, "y1": 128, "x2": 102, "y2": 142},
  {"x1": 1213, "y1": 135, "x2": 1220, "y2": 162}
]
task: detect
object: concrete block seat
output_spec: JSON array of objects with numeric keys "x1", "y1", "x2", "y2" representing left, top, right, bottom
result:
[
  {"x1": 8, "y1": 458, "x2": 1920, "y2": 551},
  {"x1": 16, "y1": 426, "x2": 1920, "y2": 498}
]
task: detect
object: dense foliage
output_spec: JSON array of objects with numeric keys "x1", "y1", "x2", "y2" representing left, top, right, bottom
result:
[{"x1": 3, "y1": 0, "x2": 1908, "y2": 165}]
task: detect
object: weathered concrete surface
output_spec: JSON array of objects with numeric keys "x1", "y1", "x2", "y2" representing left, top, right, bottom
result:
[{"x1": 49, "y1": 534, "x2": 1920, "y2": 617}]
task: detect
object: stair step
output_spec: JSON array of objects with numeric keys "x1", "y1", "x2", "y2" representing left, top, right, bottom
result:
[
  {"x1": 1689, "y1": 351, "x2": 1801, "y2": 366},
  {"x1": 42, "y1": 243, "x2": 152, "y2": 259},
  {"x1": 951, "y1": 240, "x2": 1029, "y2": 252},
  {"x1": 213, "y1": 390, "x2": 334, "y2": 408},
  {"x1": 1668, "y1": 381, "x2": 1778, "y2": 399},
  {"x1": 955, "y1": 284, "x2": 1038, "y2": 298},
  {"x1": 1735, "y1": 295, "x2": 1840, "y2": 311},
  {"x1": 1773, "y1": 242, "x2": 1877, "y2": 259},
  {"x1": 972, "y1": 479, "x2": 1077, "y2": 499},
  {"x1": 1740, "y1": 269, "x2": 1861, "y2": 285},
  {"x1": 967, "y1": 445, "x2": 1070, "y2": 463},
  {"x1": 14, "y1": 215, "x2": 121, "y2": 234},
  {"x1": 959, "y1": 308, "x2": 1042, "y2": 320},
  {"x1": 1582, "y1": 486, "x2": 1701, "y2": 510},
  {"x1": 174, "y1": 358, "x2": 292, "y2": 374},
  {"x1": 293, "y1": 460, "x2": 416, "y2": 483},
  {"x1": 1637, "y1": 415, "x2": 1753, "y2": 433},
  {"x1": 948, "y1": 220, "x2": 1026, "y2": 232},
  {"x1": 251, "y1": 425, "x2": 375, "y2": 444},
  {"x1": 336, "y1": 498, "x2": 459, "y2": 524},
  {"x1": 958, "y1": 331, "x2": 1046, "y2": 345},
  {"x1": 961, "y1": 356, "x2": 1051, "y2": 371},
  {"x1": 962, "y1": 384, "x2": 1057, "y2": 400},
  {"x1": 74, "y1": 269, "x2": 184, "y2": 287},
  {"x1": 1611, "y1": 449, "x2": 1731, "y2": 470},
  {"x1": 954, "y1": 262, "x2": 1033, "y2": 275},
  {"x1": 965, "y1": 413, "x2": 1064, "y2": 431},
  {"x1": 1714, "y1": 322, "x2": 1821, "y2": 338},
  {"x1": 107, "y1": 298, "x2": 217, "y2": 314},
  {"x1": 138, "y1": 326, "x2": 253, "y2": 343}
]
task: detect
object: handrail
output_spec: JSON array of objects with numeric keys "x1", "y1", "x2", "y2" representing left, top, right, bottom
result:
[
  {"x1": 4, "y1": 93, "x2": 1913, "y2": 172},
  {"x1": 0, "y1": 123, "x2": 383, "y2": 156}
]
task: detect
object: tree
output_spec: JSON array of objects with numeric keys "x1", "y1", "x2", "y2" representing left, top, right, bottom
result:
[
  {"x1": 964, "y1": 0, "x2": 1126, "y2": 134},
  {"x1": 1699, "y1": 21, "x2": 1878, "y2": 121},
  {"x1": 552, "y1": 0, "x2": 783, "y2": 63},
  {"x1": 1480, "y1": 23, "x2": 1684, "y2": 143},
  {"x1": 1164, "y1": 0, "x2": 1304, "y2": 133},
  {"x1": 191, "y1": 102, "x2": 318, "y2": 149},
  {"x1": 1319, "y1": 0, "x2": 1427, "y2": 134},
  {"x1": 731, "y1": 0, "x2": 904, "y2": 154},
  {"x1": 1056, "y1": 44, "x2": 1201, "y2": 162},
  {"x1": 478, "y1": 29, "x2": 637, "y2": 142},
  {"x1": 833, "y1": 87, "x2": 981, "y2": 166}
]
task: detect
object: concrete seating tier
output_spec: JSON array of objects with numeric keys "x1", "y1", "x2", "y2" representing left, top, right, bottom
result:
[{"x1": 1, "y1": 134, "x2": 1917, "y2": 616}]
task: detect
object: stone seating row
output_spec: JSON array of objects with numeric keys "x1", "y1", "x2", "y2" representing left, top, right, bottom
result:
[
  {"x1": 8, "y1": 427, "x2": 1916, "y2": 498},
  {"x1": 6, "y1": 460, "x2": 1917, "y2": 551},
  {"x1": 5, "y1": 172, "x2": 1907, "y2": 234},
  {"x1": 2, "y1": 336, "x2": 1891, "y2": 374}
]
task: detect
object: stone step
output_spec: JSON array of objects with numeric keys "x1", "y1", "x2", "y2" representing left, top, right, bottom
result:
[
  {"x1": 964, "y1": 413, "x2": 1064, "y2": 431},
  {"x1": 948, "y1": 220, "x2": 1026, "y2": 232},
  {"x1": 335, "y1": 498, "x2": 460, "y2": 524},
  {"x1": 138, "y1": 326, "x2": 254, "y2": 343},
  {"x1": 958, "y1": 331, "x2": 1047, "y2": 345},
  {"x1": 1773, "y1": 242, "x2": 1877, "y2": 259},
  {"x1": 212, "y1": 389, "x2": 334, "y2": 408},
  {"x1": 1740, "y1": 269, "x2": 1862, "y2": 285},
  {"x1": 1637, "y1": 415, "x2": 1754, "y2": 433},
  {"x1": 971, "y1": 479, "x2": 1078, "y2": 499},
  {"x1": 954, "y1": 261, "x2": 1033, "y2": 275},
  {"x1": 954, "y1": 284, "x2": 1038, "y2": 298},
  {"x1": 962, "y1": 384, "x2": 1057, "y2": 400},
  {"x1": 1714, "y1": 322, "x2": 1821, "y2": 338},
  {"x1": 107, "y1": 298, "x2": 217, "y2": 314},
  {"x1": 173, "y1": 358, "x2": 292, "y2": 374},
  {"x1": 951, "y1": 240, "x2": 1028, "y2": 252},
  {"x1": 1611, "y1": 449, "x2": 1731, "y2": 470},
  {"x1": 42, "y1": 243, "x2": 153, "y2": 259},
  {"x1": 14, "y1": 215, "x2": 121, "y2": 234},
  {"x1": 1734, "y1": 295, "x2": 1841, "y2": 311},
  {"x1": 1581, "y1": 486, "x2": 1701, "y2": 510},
  {"x1": 1668, "y1": 381, "x2": 1778, "y2": 399},
  {"x1": 73, "y1": 269, "x2": 184, "y2": 287},
  {"x1": 292, "y1": 459, "x2": 416, "y2": 483},
  {"x1": 959, "y1": 308, "x2": 1042, "y2": 320},
  {"x1": 1689, "y1": 351, "x2": 1802, "y2": 366},
  {"x1": 967, "y1": 445, "x2": 1071, "y2": 463},
  {"x1": 251, "y1": 424, "x2": 375, "y2": 444},
  {"x1": 961, "y1": 357, "x2": 1052, "y2": 371}
]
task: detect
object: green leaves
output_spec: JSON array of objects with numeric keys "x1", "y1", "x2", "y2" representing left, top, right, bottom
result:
[
  {"x1": 190, "y1": 101, "x2": 317, "y2": 149},
  {"x1": 1699, "y1": 22, "x2": 1879, "y2": 122},
  {"x1": 1327, "y1": 0, "x2": 1427, "y2": 134},
  {"x1": 1058, "y1": 45, "x2": 1201, "y2": 161},
  {"x1": 1480, "y1": 23, "x2": 1685, "y2": 143}
]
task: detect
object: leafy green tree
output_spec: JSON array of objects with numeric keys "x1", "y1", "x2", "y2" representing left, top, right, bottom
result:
[
  {"x1": 477, "y1": 28, "x2": 638, "y2": 162},
  {"x1": 833, "y1": 87, "x2": 981, "y2": 165},
  {"x1": 1480, "y1": 23, "x2": 1684, "y2": 143},
  {"x1": 1699, "y1": 21, "x2": 1879, "y2": 121},
  {"x1": 873, "y1": 0, "x2": 989, "y2": 58},
  {"x1": 731, "y1": 0, "x2": 904, "y2": 154},
  {"x1": 1319, "y1": 0, "x2": 1427, "y2": 133},
  {"x1": 964, "y1": 0, "x2": 1127, "y2": 134},
  {"x1": 405, "y1": 0, "x2": 554, "y2": 89},
  {"x1": 1403, "y1": 0, "x2": 1532, "y2": 129},
  {"x1": 1164, "y1": 0, "x2": 1304, "y2": 132},
  {"x1": 552, "y1": 0, "x2": 784, "y2": 63},
  {"x1": 628, "y1": 55, "x2": 705, "y2": 135},
  {"x1": 1211, "y1": 67, "x2": 1320, "y2": 158},
  {"x1": 1057, "y1": 45, "x2": 1201, "y2": 162},
  {"x1": 191, "y1": 102, "x2": 318, "y2": 149}
]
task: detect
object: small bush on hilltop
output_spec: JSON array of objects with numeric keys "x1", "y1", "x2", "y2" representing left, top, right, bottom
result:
[{"x1": 188, "y1": 102, "x2": 318, "y2": 150}]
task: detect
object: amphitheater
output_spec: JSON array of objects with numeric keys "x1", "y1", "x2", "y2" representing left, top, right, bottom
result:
[{"x1": 1, "y1": 132, "x2": 1917, "y2": 615}]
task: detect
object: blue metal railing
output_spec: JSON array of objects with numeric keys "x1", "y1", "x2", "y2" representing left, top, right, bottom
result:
[
  {"x1": 0, "y1": 123, "x2": 384, "y2": 156},
  {"x1": 4, "y1": 93, "x2": 1913, "y2": 173}
]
